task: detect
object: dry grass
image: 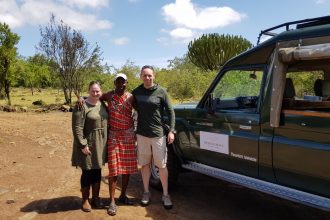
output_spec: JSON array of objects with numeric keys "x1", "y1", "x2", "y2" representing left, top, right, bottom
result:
[{"x1": 0, "y1": 87, "x2": 189, "y2": 108}]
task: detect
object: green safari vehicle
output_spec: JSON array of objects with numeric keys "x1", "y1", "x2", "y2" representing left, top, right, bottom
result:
[{"x1": 151, "y1": 16, "x2": 330, "y2": 211}]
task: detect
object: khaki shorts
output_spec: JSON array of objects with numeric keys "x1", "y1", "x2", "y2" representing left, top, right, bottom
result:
[{"x1": 136, "y1": 134, "x2": 167, "y2": 168}]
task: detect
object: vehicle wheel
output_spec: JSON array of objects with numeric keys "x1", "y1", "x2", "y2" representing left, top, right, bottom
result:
[{"x1": 150, "y1": 146, "x2": 181, "y2": 191}]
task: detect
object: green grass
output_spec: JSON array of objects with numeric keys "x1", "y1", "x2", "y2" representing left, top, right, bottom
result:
[{"x1": 0, "y1": 87, "x2": 67, "y2": 108}]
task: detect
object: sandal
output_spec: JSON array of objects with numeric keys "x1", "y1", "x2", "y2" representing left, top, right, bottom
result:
[
  {"x1": 107, "y1": 203, "x2": 117, "y2": 216},
  {"x1": 118, "y1": 195, "x2": 134, "y2": 205}
]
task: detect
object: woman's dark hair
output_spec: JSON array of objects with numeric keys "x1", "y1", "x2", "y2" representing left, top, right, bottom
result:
[{"x1": 88, "y1": 81, "x2": 101, "y2": 90}]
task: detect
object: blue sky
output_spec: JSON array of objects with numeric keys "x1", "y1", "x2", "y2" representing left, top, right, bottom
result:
[{"x1": 1, "y1": 0, "x2": 330, "y2": 69}]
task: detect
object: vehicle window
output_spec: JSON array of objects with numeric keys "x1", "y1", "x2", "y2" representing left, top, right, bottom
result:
[
  {"x1": 286, "y1": 71, "x2": 323, "y2": 98},
  {"x1": 212, "y1": 70, "x2": 263, "y2": 112},
  {"x1": 282, "y1": 68, "x2": 330, "y2": 113}
]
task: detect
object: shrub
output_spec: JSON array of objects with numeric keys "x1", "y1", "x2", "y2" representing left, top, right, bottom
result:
[{"x1": 32, "y1": 99, "x2": 46, "y2": 106}]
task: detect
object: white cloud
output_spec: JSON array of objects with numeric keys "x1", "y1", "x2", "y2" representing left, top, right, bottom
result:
[
  {"x1": 0, "y1": 0, "x2": 112, "y2": 31},
  {"x1": 60, "y1": 0, "x2": 109, "y2": 9},
  {"x1": 128, "y1": 0, "x2": 139, "y2": 3},
  {"x1": 0, "y1": 0, "x2": 23, "y2": 28},
  {"x1": 159, "y1": 28, "x2": 201, "y2": 44},
  {"x1": 170, "y1": 28, "x2": 193, "y2": 39},
  {"x1": 113, "y1": 37, "x2": 129, "y2": 45},
  {"x1": 160, "y1": 0, "x2": 246, "y2": 44},
  {"x1": 315, "y1": 0, "x2": 328, "y2": 4},
  {"x1": 162, "y1": 0, "x2": 245, "y2": 30}
]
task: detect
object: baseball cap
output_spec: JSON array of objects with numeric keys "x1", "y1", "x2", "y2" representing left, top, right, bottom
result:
[{"x1": 114, "y1": 73, "x2": 127, "y2": 80}]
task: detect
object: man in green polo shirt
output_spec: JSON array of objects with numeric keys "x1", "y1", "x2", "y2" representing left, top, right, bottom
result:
[{"x1": 132, "y1": 65, "x2": 175, "y2": 209}]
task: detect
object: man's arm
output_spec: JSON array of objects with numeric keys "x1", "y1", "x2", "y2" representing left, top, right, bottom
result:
[
  {"x1": 101, "y1": 90, "x2": 114, "y2": 102},
  {"x1": 163, "y1": 91, "x2": 175, "y2": 132},
  {"x1": 163, "y1": 91, "x2": 176, "y2": 144}
]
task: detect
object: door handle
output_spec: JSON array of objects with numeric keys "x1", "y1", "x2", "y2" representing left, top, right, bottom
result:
[{"x1": 239, "y1": 125, "x2": 252, "y2": 130}]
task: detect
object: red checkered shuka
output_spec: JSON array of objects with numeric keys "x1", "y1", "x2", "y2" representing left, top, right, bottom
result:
[{"x1": 107, "y1": 92, "x2": 137, "y2": 176}]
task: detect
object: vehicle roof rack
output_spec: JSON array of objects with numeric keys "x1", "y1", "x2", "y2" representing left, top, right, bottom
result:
[{"x1": 257, "y1": 15, "x2": 330, "y2": 45}]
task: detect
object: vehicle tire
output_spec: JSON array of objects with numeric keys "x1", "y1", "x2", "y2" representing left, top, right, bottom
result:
[{"x1": 150, "y1": 145, "x2": 181, "y2": 191}]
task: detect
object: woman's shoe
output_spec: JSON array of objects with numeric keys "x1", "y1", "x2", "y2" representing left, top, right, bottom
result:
[
  {"x1": 82, "y1": 199, "x2": 92, "y2": 212},
  {"x1": 81, "y1": 187, "x2": 92, "y2": 212}
]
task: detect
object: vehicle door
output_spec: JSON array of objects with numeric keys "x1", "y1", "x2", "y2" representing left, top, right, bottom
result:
[
  {"x1": 188, "y1": 68, "x2": 265, "y2": 178},
  {"x1": 273, "y1": 68, "x2": 330, "y2": 198}
]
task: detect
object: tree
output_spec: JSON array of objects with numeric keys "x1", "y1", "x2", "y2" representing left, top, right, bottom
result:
[
  {"x1": 187, "y1": 33, "x2": 252, "y2": 71},
  {"x1": 157, "y1": 55, "x2": 216, "y2": 102},
  {"x1": 37, "y1": 15, "x2": 102, "y2": 104},
  {"x1": 0, "y1": 22, "x2": 20, "y2": 105},
  {"x1": 26, "y1": 54, "x2": 54, "y2": 94}
]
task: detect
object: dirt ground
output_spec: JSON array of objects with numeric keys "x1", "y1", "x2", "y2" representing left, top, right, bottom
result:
[{"x1": 0, "y1": 111, "x2": 329, "y2": 220}]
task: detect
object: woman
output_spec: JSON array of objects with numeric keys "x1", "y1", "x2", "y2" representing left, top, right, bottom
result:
[{"x1": 71, "y1": 81, "x2": 108, "y2": 212}]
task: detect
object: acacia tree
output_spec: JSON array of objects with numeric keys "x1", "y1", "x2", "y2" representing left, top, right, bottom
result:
[
  {"x1": 187, "y1": 33, "x2": 252, "y2": 71},
  {"x1": 0, "y1": 22, "x2": 20, "y2": 105},
  {"x1": 37, "y1": 15, "x2": 102, "y2": 104}
]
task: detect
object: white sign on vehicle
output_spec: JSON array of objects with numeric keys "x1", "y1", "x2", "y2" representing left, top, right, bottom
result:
[{"x1": 200, "y1": 131, "x2": 229, "y2": 154}]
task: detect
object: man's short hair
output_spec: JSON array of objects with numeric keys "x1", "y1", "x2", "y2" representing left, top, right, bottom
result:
[{"x1": 141, "y1": 65, "x2": 154, "y2": 73}]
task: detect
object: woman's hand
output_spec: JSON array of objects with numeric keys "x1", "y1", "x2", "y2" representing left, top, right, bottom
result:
[
  {"x1": 167, "y1": 132, "x2": 175, "y2": 144},
  {"x1": 81, "y1": 146, "x2": 91, "y2": 155}
]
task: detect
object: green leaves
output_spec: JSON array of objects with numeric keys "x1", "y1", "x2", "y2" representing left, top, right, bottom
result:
[
  {"x1": 0, "y1": 22, "x2": 20, "y2": 105},
  {"x1": 187, "y1": 33, "x2": 252, "y2": 71},
  {"x1": 157, "y1": 55, "x2": 216, "y2": 103}
]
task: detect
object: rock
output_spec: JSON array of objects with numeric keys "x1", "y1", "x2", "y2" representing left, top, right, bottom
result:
[
  {"x1": 46, "y1": 104, "x2": 59, "y2": 111},
  {"x1": 3, "y1": 106, "x2": 17, "y2": 112},
  {"x1": 34, "y1": 108, "x2": 45, "y2": 113},
  {"x1": 60, "y1": 105, "x2": 72, "y2": 112},
  {"x1": 20, "y1": 107, "x2": 28, "y2": 112},
  {"x1": 6, "y1": 199, "x2": 15, "y2": 204}
]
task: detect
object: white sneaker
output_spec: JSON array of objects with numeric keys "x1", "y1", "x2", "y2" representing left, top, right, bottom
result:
[{"x1": 141, "y1": 192, "x2": 151, "y2": 206}]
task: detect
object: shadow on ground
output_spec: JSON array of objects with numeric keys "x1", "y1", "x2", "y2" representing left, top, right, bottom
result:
[{"x1": 20, "y1": 196, "x2": 82, "y2": 214}]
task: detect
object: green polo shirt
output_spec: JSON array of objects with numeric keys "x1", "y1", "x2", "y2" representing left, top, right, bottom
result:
[{"x1": 132, "y1": 84, "x2": 175, "y2": 137}]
